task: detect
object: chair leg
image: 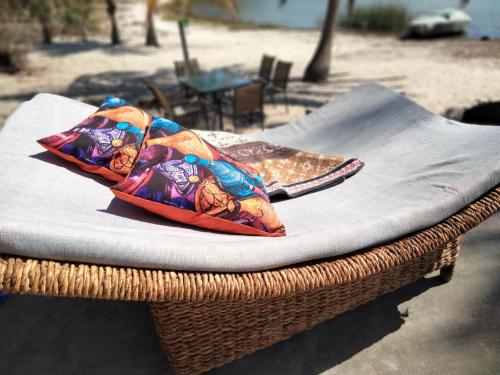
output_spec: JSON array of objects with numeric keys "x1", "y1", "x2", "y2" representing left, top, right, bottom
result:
[
  {"x1": 188, "y1": 114, "x2": 196, "y2": 129},
  {"x1": 284, "y1": 90, "x2": 289, "y2": 113},
  {"x1": 194, "y1": 94, "x2": 209, "y2": 130},
  {"x1": 233, "y1": 114, "x2": 237, "y2": 134}
]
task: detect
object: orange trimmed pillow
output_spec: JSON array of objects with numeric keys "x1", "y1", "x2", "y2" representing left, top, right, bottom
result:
[
  {"x1": 37, "y1": 97, "x2": 151, "y2": 182},
  {"x1": 111, "y1": 117, "x2": 285, "y2": 236}
]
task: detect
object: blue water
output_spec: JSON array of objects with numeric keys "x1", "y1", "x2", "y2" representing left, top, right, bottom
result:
[{"x1": 192, "y1": 0, "x2": 500, "y2": 39}]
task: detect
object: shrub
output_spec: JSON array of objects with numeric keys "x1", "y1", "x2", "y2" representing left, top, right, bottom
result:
[
  {"x1": 340, "y1": 3, "x2": 411, "y2": 33},
  {"x1": 58, "y1": 0, "x2": 99, "y2": 40},
  {"x1": 0, "y1": 25, "x2": 33, "y2": 73},
  {"x1": 0, "y1": 2, "x2": 35, "y2": 73}
]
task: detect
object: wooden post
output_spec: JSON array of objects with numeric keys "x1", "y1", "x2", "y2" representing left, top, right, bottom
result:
[{"x1": 178, "y1": 20, "x2": 189, "y2": 63}]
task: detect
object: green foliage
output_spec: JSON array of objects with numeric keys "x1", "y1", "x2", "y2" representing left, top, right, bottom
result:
[
  {"x1": 339, "y1": 3, "x2": 411, "y2": 33},
  {"x1": 58, "y1": 0, "x2": 94, "y2": 26},
  {"x1": 0, "y1": 0, "x2": 100, "y2": 72},
  {"x1": 1, "y1": 0, "x2": 99, "y2": 36},
  {"x1": 57, "y1": 0, "x2": 98, "y2": 38},
  {"x1": 27, "y1": 0, "x2": 53, "y2": 21},
  {"x1": 0, "y1": 1, "x2": 29, "y2": 22}
]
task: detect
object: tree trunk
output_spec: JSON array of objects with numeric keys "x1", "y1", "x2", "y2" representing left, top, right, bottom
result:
[
  {"x1": 39, "y1": 0, "x2": 55, "y2": 45},
  {"x1": 106, "y1": 0, "x2": 121, "y2": 45},
  {"x1": 145, "y1": 4, "x2": 159, "y2": 47},
  {"x1": 303, "y1": 0, "x2": 340, "y2": 83},
  {"x1": 41, "y1": 20, "x2": 53, "y2": 44},
  {"x1": 178, "y1": 21, "x2": 189, "y2": 63},
  {"x1": 347, "y1": 0, "x2": 355, "y2": 17}
]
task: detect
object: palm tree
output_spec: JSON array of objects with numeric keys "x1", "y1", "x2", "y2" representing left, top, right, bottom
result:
[
  {"x1": 145, "y1": 0, "x2": 159, "y2": 46},
  {"x1": 105, "y1": 0, "x2": 121, "y2": 45},
  {"x1": 279, "y1": 0, "x2": 342, "y2": 82},
  {"x1": 303, "y1": 0, "x2": 340, "y2": 82}
]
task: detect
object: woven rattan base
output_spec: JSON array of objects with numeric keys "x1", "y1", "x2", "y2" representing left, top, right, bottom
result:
[
  {"x1": 149, "y1": 237, "x2": 461, "y2": 375},
  {"x1": 0, "y1": 186, "x2": 498, "y2": 374}
]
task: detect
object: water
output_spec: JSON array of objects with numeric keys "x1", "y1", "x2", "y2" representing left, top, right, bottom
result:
[{"x1": 192, "y1": 0, "x2": 500, "y2": 39}]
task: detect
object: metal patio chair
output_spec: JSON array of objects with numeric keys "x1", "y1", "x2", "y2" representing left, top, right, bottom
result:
[{"x1": 268, "y1": 60, "x2": 292, "y2": 112}]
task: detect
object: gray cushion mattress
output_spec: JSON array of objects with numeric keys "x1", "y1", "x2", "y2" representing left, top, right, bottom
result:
[{"x1": 0, "y1": 83, "x2": 498, "y2": 272}]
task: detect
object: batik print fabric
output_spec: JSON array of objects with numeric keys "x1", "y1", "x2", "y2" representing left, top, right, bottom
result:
[
  {"x1": 209, "y1": 138, "x2": 364, "y2": 198},
  {"x1": 111, "y1": 117, "x2": 286, "y2": 237},
  {"x1": 37, "y1": 97, "x2": 151, "y2": 182}
]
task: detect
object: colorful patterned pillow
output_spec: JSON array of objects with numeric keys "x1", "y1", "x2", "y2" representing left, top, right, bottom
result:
[
  {"x1": 37, "y1": 97, "x2": 151, "y2": 182},
  {"x1": 111, "y1": 117, "x2": 286, "y2": 237}
]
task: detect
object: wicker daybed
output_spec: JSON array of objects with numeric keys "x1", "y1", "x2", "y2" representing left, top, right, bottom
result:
[
  {"x1": 1, "y1": 84, "x2": 499, "y2": 374},
  {"x1": 1, "y1": 188, "x2": 499, "y2": 374}
]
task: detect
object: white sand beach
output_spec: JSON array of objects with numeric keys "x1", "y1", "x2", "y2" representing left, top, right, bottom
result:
[{"x1": 1, "y1": 0, "x2": 499, "y2": 129}]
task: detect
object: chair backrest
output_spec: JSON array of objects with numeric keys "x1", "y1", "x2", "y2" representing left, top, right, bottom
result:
[
  {"x1": 233, "y1": 83, "x2": 264, "y2": 116},
  {"x1": 174, "y1": 59, "x2": 201, "y2": 79},
  {"x1": 142, "y1": 78, "x2": 175, "y2": 119},
  {"x1": 258, "y1": 54, "x2": 275, "y2": 82},
  {"x1": 272, "y1": 61, "x2": 292, "y2": 90}
]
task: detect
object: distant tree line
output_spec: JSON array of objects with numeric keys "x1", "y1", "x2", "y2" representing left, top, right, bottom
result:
[
  {"x1": 0, "y1": 0, "x2": 97, "y2": 44},
  {"x1": 0, "y1": 0, "x2": 162, "y2": 47}
]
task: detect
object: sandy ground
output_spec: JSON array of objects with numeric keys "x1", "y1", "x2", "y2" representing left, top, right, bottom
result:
[{"x1": 1, "y1": 0, "x2": 500, "y2": 131}]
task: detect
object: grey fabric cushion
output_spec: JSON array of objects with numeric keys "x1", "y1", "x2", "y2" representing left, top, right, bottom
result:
[{"x1": 0, "y1": 83, "x2": 498, "y2": 272}]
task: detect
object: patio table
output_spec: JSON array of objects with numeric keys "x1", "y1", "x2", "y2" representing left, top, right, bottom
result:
[{"x1": 180, "y1": 69, "x2": 251, "y2": 130}]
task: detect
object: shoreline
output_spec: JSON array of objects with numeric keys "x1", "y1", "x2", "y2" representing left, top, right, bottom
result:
[
  {"x1": 168, "y1": 0, "x2": 500, "y2": 40},
  {"x1": 163, "y1": 8, "x2": 500, "y2": 41}
]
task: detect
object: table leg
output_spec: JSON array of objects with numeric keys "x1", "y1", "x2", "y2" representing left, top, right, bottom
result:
[
  {"x1": 212, "y1": 92, "x2": 224, "y2": 131},
  {"x1": 196, "y1": 93, "x2": 210, "y2": 130}
]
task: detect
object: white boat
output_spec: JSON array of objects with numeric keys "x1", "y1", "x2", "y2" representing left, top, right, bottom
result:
[{"x1": 406, "y1": 8, "x2": 471, "y2": 38}]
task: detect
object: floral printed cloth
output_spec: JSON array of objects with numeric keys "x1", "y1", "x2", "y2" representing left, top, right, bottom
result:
[
  {"x1": 37, "y1": 97, "x2": 151, "y2": 182},
  {"x1": 111, "y1": 117, "x2": 286, "y2": 237},
  {"x1": 219, "y1": 141, "x2": 364, "y2": 198},
  {"x1": 195, "y1": 131, "x2": 364, "y2": 198}
]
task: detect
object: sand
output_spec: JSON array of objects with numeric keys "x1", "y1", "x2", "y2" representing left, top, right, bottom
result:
[{"x1": 1, "y1": 0, "x2": 500, "y2": 131}]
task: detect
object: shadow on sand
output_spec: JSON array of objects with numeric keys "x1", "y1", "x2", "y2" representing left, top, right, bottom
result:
[
  {"x1": 207, "y1": 275, "x2": 444, "y2": 375},
  {"x1": 0, "y1": 44, "x2": 408, "y2": 128},
  {"x1": 38, "y1": 41, "x2": 165, "y2": 57},
  {"x1": 0, "y1": 274, "x2": 444, "y2": 374}
]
